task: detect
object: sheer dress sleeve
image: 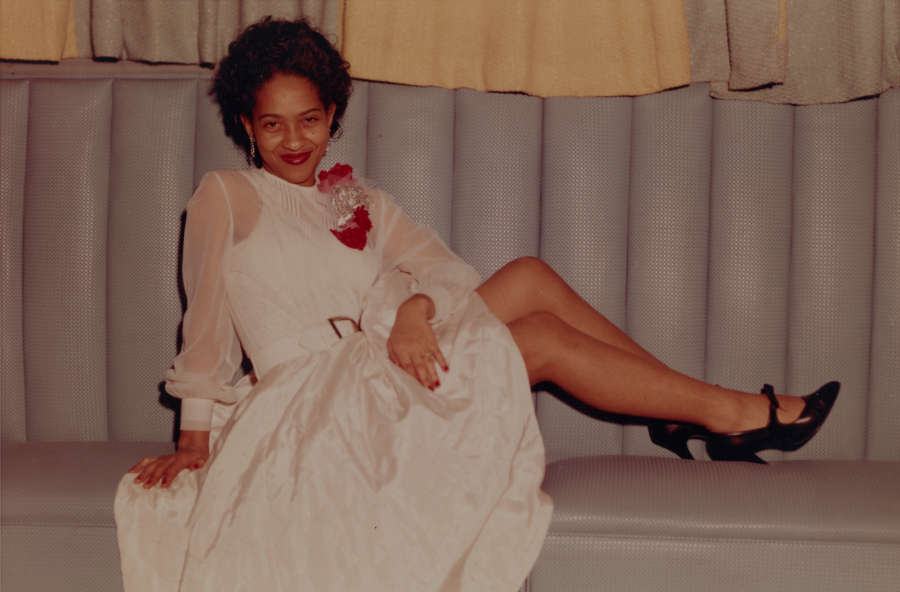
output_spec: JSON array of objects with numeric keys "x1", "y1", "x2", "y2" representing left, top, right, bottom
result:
[
  {"x1": 165, "y1": 172, "x2": 243, "y2": 431},
  {"x1": 372, "y1": 189, "x2": 483, "y2": 323}
]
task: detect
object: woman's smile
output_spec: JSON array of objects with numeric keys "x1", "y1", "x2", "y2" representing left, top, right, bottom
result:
[{"x1": 280, "y1": 151, "x2": 311, "y2": 165}]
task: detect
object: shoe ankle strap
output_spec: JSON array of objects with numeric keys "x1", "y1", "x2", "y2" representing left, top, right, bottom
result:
[{"x1": 761, "y1": 383, "x2": 780, "y2": 425}]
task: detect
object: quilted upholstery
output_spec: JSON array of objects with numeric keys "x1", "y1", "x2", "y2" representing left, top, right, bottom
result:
[{"x1": 1, "y1": 60, "x2": 898, "y2": 591}]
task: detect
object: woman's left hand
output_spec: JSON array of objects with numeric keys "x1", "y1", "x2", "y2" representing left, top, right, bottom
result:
[{"x1": 387, "y1": 294, "x2": 448, "y2": 390}]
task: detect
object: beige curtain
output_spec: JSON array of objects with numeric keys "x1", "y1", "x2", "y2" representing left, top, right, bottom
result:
[
  {"x1": 686, "y1": 0, "x2": 900, "y2": 104},
  {"x1": 684, "y1": 0, "x2": 787, "y2": 90},
  {"x1": 91, "y1": 0, "x2": 340, "y2": 64},
  {"x1": 0, "y1": 0, "x2": 339, "y2": 64},
  {"x1": 342, "y1": 0, "x2": 693, "y2": 98}
]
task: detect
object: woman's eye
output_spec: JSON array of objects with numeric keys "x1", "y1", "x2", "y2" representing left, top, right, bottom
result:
[
  {"x1": 304, "y1": 116, "x2": 319, "y2": 124},
  {"x1": 262, "y1": 121, "x2": 278, "y2": 129}
]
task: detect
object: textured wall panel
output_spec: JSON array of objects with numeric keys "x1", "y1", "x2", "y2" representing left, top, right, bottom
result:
[
  {"x1": 543, "y1": 455, "x2": 900, "y2": 542},
  {"x1": 194, "y1": 76, "x2": 246, "y2": 185},
  {"x1": 537, "y1": 96, "x2": 634, "y2": 459},
  {"x1": 23, "y1": 80, "x2": 112, "y2": 441},
  {"x1": 107, "y1": 80, "x2": 199, "y2": 441},
  {"x1": 2, "y1": 441, "x2": 171, "y2": 526},
  {"x1": 625, "y1": 84, "x2": 713, "y2": 455},
  {"x1": 869, "y1": 87, "x2": 900, "y2": 460},
  {"x1": 789, "y1": 101, "x2": 877, "y2": 460},
  {"x1": 0, "y1": 80, "x2": 29, "y2": 441},
  {"x1": 531, "y1": 533, "x2": 900, "y2": 592},
  {"x1": 1, "y1": 525, "x2": 122, "y2": 592},
  {"x1": 705, "y1": 100, "x2": 794, "y2": 461},
  {"x1": 3, "y1": 66, "x2": 895, "y2": 464},
  {"x1": 452, "y1": 89, "x2": 542, "y2": 278},
  {"x1": 365, "y1": 83, "x2": 455, "y2": 243},
  {"x1": 320, "y1": 80, "x2": 369, "y2": 179}
]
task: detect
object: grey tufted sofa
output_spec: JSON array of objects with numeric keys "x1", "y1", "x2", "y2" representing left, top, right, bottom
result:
[{"x1": 2, "y1": 60, "x2": 899, "y2": 592}]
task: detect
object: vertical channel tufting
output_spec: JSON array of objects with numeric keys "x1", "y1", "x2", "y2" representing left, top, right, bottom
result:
[
  {"x1": 625, "y1": 84, "x2": 713, "y2": 455},
  {"x1": 705, "y1": 100, "x2": 794, "y2": 461},
  {"x1": 107, "y1": 79, "x2": 198, "y2": 441},
  {"x1": 194, "y1": 74, "x2": 246, "y2": 185},
  {"x1": 1, "y1": 80, "x2": 30, "y2": 441},
  {"x1": 321, "y1": 80, "x2": 368, "y2": 178},
  {"x1": 538, "y1": 96, "x2": 634, "y2": 459},
  {"x1": 365, "y1": 83, "x2": 455, "y2": 243},
  {"x1": 868, "y1": 87, "x2": 900, "y2": 460},
  {"x1": 789, "y1": 100, "x2": 877, "y2": 460},
  {"x1": 452, "y1": 88, "x2": 542, "y2": 278},
  {"x1": 24, "y1": 80, "x2": 112, "y2": 441}
]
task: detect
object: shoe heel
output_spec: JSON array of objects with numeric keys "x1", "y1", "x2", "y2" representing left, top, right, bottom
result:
[
  {"x1": 706, "y1": 438, "x2": 766, "y2": 464},
  {"x1": 648, "y1": 422, "x2": 696, "y2": 460}
]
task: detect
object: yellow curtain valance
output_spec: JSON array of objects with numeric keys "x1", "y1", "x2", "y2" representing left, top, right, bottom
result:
[
  {"x1": 0, "y1": 0, "x2": 79, "y2": 62},
  {"x1": 341, "y1": 0, "x2": 693, "y2": 98}
]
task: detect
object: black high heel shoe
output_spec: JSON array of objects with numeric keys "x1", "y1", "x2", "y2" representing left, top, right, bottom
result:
[{"x1": 648, "y1": 381, "x2": 840, "y2": 464}]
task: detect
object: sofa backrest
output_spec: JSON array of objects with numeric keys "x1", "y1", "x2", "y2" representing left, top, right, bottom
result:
[{"x1": 2, "y1": 61, "x2": 898, "y2": 461}]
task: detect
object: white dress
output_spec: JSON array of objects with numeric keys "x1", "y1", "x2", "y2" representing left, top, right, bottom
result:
[{"x1": 114, "y1": 168, "x2": 553, "y2": 592}]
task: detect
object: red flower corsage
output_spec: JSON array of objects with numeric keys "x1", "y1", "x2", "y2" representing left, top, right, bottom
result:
[{"x1": 317, "y1": 163, "x2": 372, "y2": 250}]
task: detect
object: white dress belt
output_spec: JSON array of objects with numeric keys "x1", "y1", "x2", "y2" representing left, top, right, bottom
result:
[{"x1": 252, "y1": 317, "x2": 363, "y2": 378}]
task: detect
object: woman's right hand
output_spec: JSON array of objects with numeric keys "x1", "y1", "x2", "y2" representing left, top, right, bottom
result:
[
  {"x1": 387, "y1": 294, "x2": 447, "y2": 390},
  {"x1": 129, "y1": 430, "x2": 210, "y2": 489}
]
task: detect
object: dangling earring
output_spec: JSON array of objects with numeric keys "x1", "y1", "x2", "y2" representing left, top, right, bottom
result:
[{"x1": 250, "y1": 137, "x2": 257, "y2": 161}]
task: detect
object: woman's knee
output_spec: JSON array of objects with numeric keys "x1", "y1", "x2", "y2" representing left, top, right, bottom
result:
[
  {"x1": 497, "y1": 256, "x2": 552, "y2": 282},
  {"x1": 479, "y1": 257, "x2": 556, "y2": 324}
]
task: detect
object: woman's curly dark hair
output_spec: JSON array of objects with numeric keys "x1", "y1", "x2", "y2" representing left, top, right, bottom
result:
[{"x1": 210, "y1": 17, "x2": 352, "y2": 167}]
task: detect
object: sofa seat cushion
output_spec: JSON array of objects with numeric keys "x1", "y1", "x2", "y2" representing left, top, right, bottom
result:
[
  {"x1": 1, "y1": 441, "x2": 174, "y2": 528},
  {"x1": 543, "y1": 455, "x2": 900, "y2": 543}
]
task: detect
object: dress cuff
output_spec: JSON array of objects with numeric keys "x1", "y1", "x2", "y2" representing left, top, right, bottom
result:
[{"x1": 180, "y1": 398, "x2": 215, "y2": 431}]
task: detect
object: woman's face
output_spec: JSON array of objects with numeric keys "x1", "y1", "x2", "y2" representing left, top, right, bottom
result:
[{"x1": 241, "y1": 73, "x2": 335, "y2": 186}]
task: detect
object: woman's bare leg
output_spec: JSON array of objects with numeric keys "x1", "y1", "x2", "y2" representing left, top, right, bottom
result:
[
  {"x1": 476, "y1": 257, "x2": 667, "y2": 369},
  {"x1": 476, "y1": 257, "x2": 804, "y2": 432}
]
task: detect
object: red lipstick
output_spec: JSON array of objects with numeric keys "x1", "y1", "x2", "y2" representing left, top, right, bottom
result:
[{"x1": 281, "y1": 152, "x2": 311, "y2": 165}]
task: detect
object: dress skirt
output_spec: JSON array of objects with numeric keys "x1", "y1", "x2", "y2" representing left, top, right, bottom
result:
[{"x1": 115, "y1": 293, "x2": 553, "y2": 592}]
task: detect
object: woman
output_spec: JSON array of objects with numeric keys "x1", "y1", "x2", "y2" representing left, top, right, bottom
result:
[{"x1": 116, "y1": 17, "x2": 839, "y2": 592}]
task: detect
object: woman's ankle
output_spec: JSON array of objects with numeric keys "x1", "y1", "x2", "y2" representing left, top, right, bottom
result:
[
  {"x1": 702, "y1": 390, "x2": 751, "y2": 434},
  {"x1": 705, "y1": 391, "x2": 804, "y2": 434}
]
